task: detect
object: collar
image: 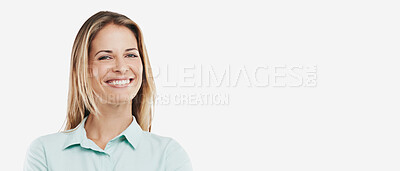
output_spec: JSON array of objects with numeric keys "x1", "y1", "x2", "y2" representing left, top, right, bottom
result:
[{"x1": 62, "y1": 115, "x2": 144, "y2": 152}]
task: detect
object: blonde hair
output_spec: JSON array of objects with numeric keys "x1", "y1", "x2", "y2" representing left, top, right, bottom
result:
[{"x1": 61, "y1": 11, "x2": 156, "y2": 132}]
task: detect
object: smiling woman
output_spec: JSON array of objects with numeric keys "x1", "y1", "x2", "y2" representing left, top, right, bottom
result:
[
  {"x1": 23, "y1": 11, "x2": 192, "y2": 171},
  {"x1": 89, "y1": 24, "x2": 144, "y2": 112}
]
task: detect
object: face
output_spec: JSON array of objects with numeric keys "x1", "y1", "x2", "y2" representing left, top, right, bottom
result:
[{"x1": 89, "y1": 24, "x2": 143, "y2": 104}]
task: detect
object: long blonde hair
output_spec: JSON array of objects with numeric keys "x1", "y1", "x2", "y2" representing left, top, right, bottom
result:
[{"x1": 61, "y1": 11, "x2": 156, "y2": 132}]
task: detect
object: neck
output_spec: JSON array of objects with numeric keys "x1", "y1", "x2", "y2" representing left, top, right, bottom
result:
[{"x1": 84, "y1": 101, "x2": 133, "y2": 142}]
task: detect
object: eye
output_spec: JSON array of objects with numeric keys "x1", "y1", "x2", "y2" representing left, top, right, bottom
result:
[
  {"x1": 126, "y1": 54, "x2": 139, "y2": 58},
  {"x1": 99, "y1": 55, "x2": 112, "y2": 60}
]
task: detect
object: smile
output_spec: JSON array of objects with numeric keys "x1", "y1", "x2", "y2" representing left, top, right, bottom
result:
[{"x1": 105, "y1": 78, "x2": 133, "y2": 88}]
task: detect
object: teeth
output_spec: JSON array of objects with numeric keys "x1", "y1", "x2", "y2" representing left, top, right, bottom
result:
[{"x1": 108, "y1": 79, "x2": 130, "y2": 85}]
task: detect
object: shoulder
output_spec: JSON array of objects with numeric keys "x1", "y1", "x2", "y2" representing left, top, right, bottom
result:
[
  {"x1": 141, "y1": 131, "x2": 174, "y2": 145},
  {"x1": 141, "y1": 131, "x2": 187, "y2": 149},
  {"x1": 141, "y1": 132, "x2": 193, "y2": 171},
  {"x1": 26, "y1": 130, "x2": 76, "y2": 154},
  {"x1": 34, "y1": 131, "x2": 72, "y2": 147},
  {"x1": 24, "y1": 132, "x2": 68, "y2": 170},
  {"x1": 140, "y1": 131, "x2": 185, "y2": 151}
]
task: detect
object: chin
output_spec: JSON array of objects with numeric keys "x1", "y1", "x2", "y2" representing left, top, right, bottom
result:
[
  {"x1": 96, "y1": 93, "x2": 134, "y2": 105},
  {"x1": 108, "y1": 100, "x2": 132, "y2": 105}
]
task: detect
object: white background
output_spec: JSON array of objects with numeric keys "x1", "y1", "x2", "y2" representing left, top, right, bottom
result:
[{"x1": 1, "y1": 0, "x2": 399, "y2": 170}]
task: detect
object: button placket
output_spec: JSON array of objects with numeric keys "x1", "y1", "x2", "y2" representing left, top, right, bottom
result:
[
  {"x1": 105, "y1": 139, "x2": 115, "y2": 152},
  {"x1": 103, "y1": 140, "x2": 114, "y2": 171},
  {"x1": 103, "y1": 153, "x2": 113, "y2": 171}
]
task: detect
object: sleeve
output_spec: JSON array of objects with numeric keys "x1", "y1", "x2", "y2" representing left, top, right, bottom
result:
[
  {"x1": 23, "y1": 137, "x2": 48, "y2": 171},
  {"x1": 165, "y1": 138, "x2": 193, "y2": 171}
]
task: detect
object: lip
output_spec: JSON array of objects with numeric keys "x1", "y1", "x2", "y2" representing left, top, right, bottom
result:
[{"x1": 104, "y1": 77, "x2": 134, "y2": 88}]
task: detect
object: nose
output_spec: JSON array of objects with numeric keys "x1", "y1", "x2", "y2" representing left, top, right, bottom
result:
[{"x1": 112, "y1": 57, "x2": 129, "y2": 74}]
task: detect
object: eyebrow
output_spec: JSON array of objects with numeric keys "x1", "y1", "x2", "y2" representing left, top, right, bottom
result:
[{"x1": 95, "y1": 48, "x2": 138, "y2": 56}]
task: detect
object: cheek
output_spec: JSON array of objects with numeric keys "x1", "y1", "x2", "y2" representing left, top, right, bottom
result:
[
  {"x1": 130, "y1": 62, "x2": 143, "y2": 78},
  {"x1": 90, "y1": 64, "x2": 108, "y2": 81},
  {"x1": 90, "y1": 66, "x2": 99, "y2": 80},
  {"x1": 138, "y1": 64, "x2": 143, "y2": 78},
  {"x1": 91, "y1": 67, "x2": 98, "y2": 79}
]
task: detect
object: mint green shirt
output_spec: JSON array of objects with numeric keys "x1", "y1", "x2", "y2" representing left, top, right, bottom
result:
[{"x1": 23, "y1": 115, "x2": 192, "y2": 171}]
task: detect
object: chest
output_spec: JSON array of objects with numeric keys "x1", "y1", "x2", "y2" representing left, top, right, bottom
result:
[{"x1": 47, "y1": 145, "x2": 166, "y2": 171}]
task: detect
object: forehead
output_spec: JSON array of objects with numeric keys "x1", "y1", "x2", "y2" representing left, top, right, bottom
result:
[{"x1": 91, "y1": 24, "x2": 138, "y2": 51}]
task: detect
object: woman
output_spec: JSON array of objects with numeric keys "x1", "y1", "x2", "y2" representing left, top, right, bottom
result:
[{"x1": 24, "y1": 11, "x2": 192, "y2": 171}]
